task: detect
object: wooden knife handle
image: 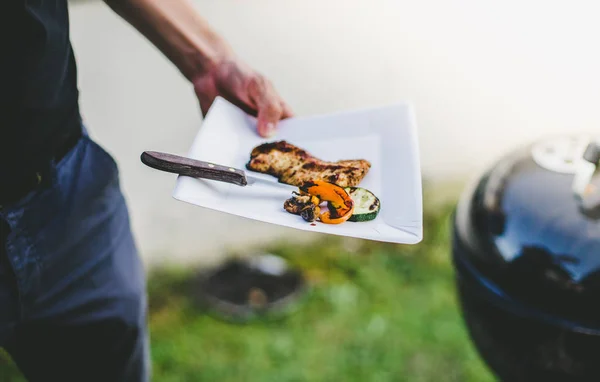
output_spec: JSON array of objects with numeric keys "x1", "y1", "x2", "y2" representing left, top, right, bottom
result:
[{"x1": 141, "y1": 151, "x2": 248, "y2": 186}]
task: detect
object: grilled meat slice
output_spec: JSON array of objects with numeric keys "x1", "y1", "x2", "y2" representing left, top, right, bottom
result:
[{"x1": 246, "y1": 141, "x2": 371, "y2": 187}]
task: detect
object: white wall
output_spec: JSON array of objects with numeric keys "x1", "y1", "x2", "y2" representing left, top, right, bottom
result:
[{"x1": 68, "y1": 0, "x2": 600, "y2": 265}]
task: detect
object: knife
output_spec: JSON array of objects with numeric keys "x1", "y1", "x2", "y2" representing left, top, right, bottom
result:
[{"x1": 140, "y1": 151, "x2": 297, "y2": 190}]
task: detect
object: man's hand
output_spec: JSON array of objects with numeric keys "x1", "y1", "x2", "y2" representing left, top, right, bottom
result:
[
  {"x1": 103, "y1": 0, "x2": 293, "y2": 137},
  {"x1": 192, "y1": 58, "x2": 293, "y2": 137}
]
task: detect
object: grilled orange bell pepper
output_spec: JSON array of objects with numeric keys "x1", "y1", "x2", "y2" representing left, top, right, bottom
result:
[
  {"x1": 319, "y1": 206, "x2": 354, "y2": 224},
  {"x1": 299, "y1": 180, "x2": 354, "y2": 224}
]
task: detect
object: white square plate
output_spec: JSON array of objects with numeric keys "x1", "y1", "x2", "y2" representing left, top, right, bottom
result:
[{"x1": 172, "y1": 97, "x2": 423, "y2": 244}]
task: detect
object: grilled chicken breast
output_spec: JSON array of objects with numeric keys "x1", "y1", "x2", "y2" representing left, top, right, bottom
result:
[{"x1": 246, "y1": 141, "x2": 370, "y2": 187}]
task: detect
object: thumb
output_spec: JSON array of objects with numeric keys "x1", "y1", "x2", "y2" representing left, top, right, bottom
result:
[{"x1": 256, "y1": 99, "x2": 283, "y2": 138}]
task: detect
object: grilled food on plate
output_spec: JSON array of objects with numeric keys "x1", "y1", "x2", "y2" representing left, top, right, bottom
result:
[
  {"x1": 284, "y1": 184, "x2": 381, "y2": 224},
  {"x1": 283, "y1": 180, "x2": 354, "y2": 224},
  {"x1": 246, "y1": 141, "x2": 371, "y2": 188},
  {"x1": 247, "y1": 141, "x2": 380, "y2": 225}
]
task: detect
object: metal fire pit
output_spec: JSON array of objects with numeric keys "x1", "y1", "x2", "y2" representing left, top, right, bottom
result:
[
  {"x1": 451, "y1": 135, "x2": 600, "y2": 381},
  {"x1": 193, "y1": 253, "x2": 307, "y2": 323}
]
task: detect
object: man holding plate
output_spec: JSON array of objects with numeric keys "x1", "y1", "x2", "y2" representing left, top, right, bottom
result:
[{"x1": 0, "y1": 0, "x2": 291, "y2": 380}]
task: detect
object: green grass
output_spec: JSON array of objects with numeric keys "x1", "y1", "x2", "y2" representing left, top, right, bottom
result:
[{"x1": 0, "y1": 197, "x2": 496, "y2": 381}]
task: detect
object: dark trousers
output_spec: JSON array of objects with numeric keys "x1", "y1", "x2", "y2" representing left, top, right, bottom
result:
[{"x1": 0, "y1": 127, "x2": 149, "y2": 381}]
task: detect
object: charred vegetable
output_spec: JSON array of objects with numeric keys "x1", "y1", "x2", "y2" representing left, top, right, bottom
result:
[
  {"x1": 344, "y1": 187, "x2": 381, "y2": 222},
  {"x1": 300, "y1": 180, "x2": 354, "y2": 224},
  {"x1": 284, "y1": 193, "x2": 320, "y2": 222},
  {"x1": 300, "y1": 204, "x2": 320, "y2": 222}
]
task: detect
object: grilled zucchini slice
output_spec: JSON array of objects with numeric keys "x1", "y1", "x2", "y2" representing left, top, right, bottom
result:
[{"x1": 344, "y1": 187, "x2": 381, "y2": 222}]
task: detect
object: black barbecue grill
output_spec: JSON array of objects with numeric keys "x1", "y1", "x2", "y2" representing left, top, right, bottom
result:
[{"x1": 451, "y1": 135, "x2": 600, "y2": 381}]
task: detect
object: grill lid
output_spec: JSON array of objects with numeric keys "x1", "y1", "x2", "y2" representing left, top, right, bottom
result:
[{"x1": 454, "y1": 134, "x2": 600, "y2": 327}]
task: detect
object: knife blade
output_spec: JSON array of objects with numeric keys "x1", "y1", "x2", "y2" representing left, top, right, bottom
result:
[{"x1": 140, "y1": 151, "x2": 297, "y2": 190}]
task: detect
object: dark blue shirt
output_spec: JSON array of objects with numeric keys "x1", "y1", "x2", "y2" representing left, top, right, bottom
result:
[{"x1": 1, "y1": 0, "x2": 80, "y2": 179}]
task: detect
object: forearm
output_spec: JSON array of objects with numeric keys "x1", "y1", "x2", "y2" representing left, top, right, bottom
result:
[{"x1": 104, "y1": 0, "x2": 233, "y2": 80}]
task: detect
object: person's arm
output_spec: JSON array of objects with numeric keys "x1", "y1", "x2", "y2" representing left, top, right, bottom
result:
[{"x1": 103, "y1": 0, "x2": 292, "y2": 137}]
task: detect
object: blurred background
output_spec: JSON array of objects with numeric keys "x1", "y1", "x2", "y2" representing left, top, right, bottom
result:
[{"x1": 3, "y1": 0, "x2": 600, "y2": 381}]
